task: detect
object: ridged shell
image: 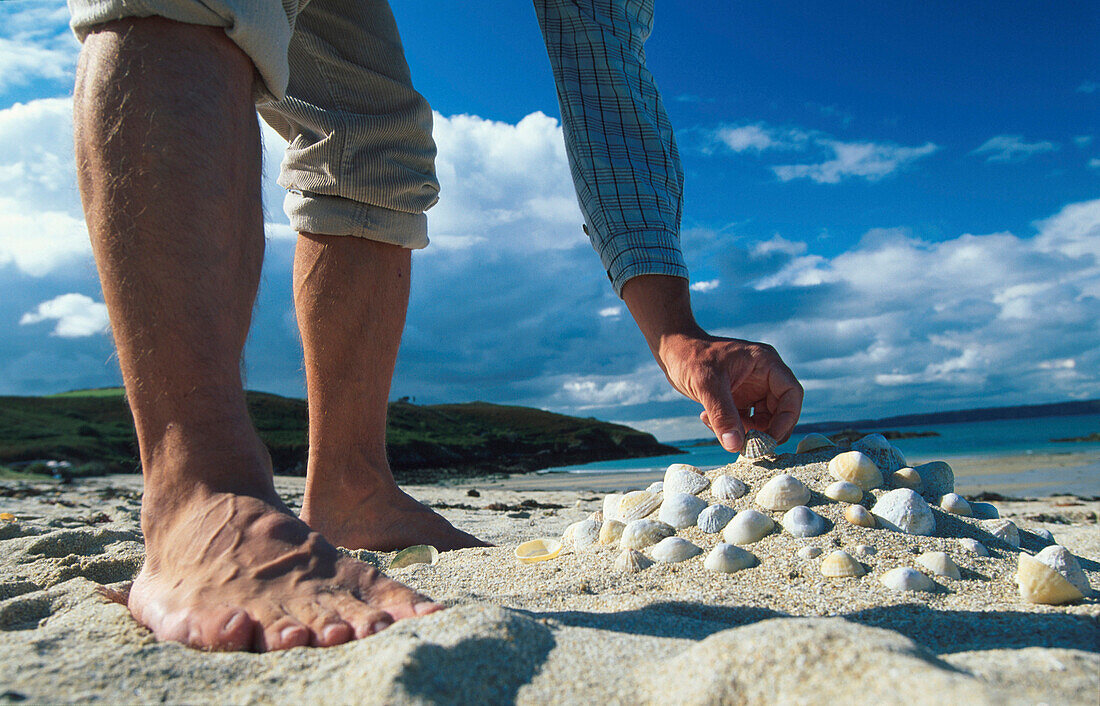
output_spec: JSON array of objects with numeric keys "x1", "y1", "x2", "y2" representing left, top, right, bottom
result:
[
  {"x1": 603, "y1": 493, "x2": 624, "y2": 523},
  {"x1": 722, "y1": 509, "x2": 774, "y2": 545},
  {"x1": 881, "y1": 567, "x2": 936, "y2": 593},
  {"x1": 795, "y1": 433, "x2": 835, "y2": 454},
  {"x1": 958, "y1": 538, "x2": 989, "y2": 557},
  {"x1": 820, "y1": 550, "x2": 864, "y2": 578},
  {"x1": 844, "y1": 504, "x2": 876, "y2": 528},
  {"x1": 664, "y1": 465, "x2": 710, "y2": 496},
  {"x1": 588, "y1": 511, "x2": 604, "y2": 524},
  {"x1": 645, "y1": 481, "x2": 664, "y2": 494},
  {"x1": 781, "y1": 506, "x2": 828, "y2": 538},
  {"x1": 981, "y1": 518, "x2": 1020, "y2": 548},
  {"x1": 617, "y1": 490, "x2": 662, "y2": 522},
  {"x1": 515, "y1": 538, "x2": 562, "y2": 563},
  {"x1": 918, "y1": 551, "x2": 961, "y2": 579},
  {"x1": 571, "y1": 519, "x2": 602, "y2": 549},
  {"x1": 659, "y1": 492, "x2": 708, "y2": 529},
  {"x1": 651, "y1": 536, "x2": 703, "y2": 563},
  {"x1": 711, "y1": 474, "x2": 749, "y2": 503},
  {"x1": 703, "y1": 543, "x2": 757, "y2": 573},
  {"x1": 824, "y1": 481, "x2": 863, "y2": 503},
  {"x1": 871, "y1": 489, "x2": 936, "y2": 536},
  {"x1": 1016, "y1": 554, "x2": 1085, "y2": 605},
  {"x1": 599, "y1": 519, "x2": 625, "y2": 546},
  {"x1": 797, "y1": 546, "x2": 823, "y2": 560},
  {"x1": 889, "y1": 468, "x2": 923, "y2": 490},
  {"x1": 970, "y1": 501, "x2": 999, "y2": 520},
  {"x1": 697, "y1": 504, "x2": 736, "y2": 533},
  {"x1": 614, "y1": 548, "x2": 655, "y2": 573},
  {"x1": 828, "y1": 451, "x2": 884, "y2": 491},
  {"x1": 1034, "y1": 545, "x2": 1092, "y2": 597},
  {"x1": 620, "y1": 518, "x2": 676, "y2": 550},
  {"x1": 939, "y1": 493, "x2": 972, "y2": 517},
  {"x1": 390, "y1": 544, "x2": 439, "y2": 569},
  {"x1": 853, "y1": 434, "x2": 908, "y2": 474},
  {"x1": 911, "y1": 461, "x2": 955, "y2": 500},
  {"x1": 853, "y1": 432, "x2": 892, "y2": 453},
  {"x1": 741, "y1": 430, "x2": 778, "y2": 459},
  {"x1": 754, "y1": 474, "x2": 811, "y2": 512}
]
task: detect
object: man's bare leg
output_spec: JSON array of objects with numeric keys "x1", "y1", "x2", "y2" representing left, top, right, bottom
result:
[
  {"x1": 74, "y1": 17, "x2": 440, "y2": 651},
  {"x1": 294, "y1": 234, "x2": 488, "y2": 551}
]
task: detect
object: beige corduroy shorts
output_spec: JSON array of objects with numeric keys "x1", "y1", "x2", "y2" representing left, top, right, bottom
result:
[{"x1": 69, "y1": 0, "x2": 439, "y2": 247}]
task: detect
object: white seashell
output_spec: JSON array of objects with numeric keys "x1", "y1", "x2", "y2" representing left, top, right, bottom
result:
[
  {"x1": 981, "y1": 519, "x2": 1020, "y2": 548},
  {"x1": 754, "y1": 473, "x2": 811, "y2": 511},
  {"x1": 562, "y1": 521, "x2": 581, "y2": 546},
  {"x1": 889, "y1": 468, "x2": 923, "y2": 490},
  {"x1": 853, "y1": 432, "x2": 892, "y2": 453},
  {"x1": 722, "y1": 509, "x2": 775, "y2": 545},
  {"x1": 853, "y1": 434, "x2": 908, "y2": 473},
  {"x1": 855, "y1": 544, "x2": 876, "y2": 557},
  {"x1": 958, "y1": 538, "x2": 989, "y2": 557},
  {"x1": 871, "y1": 489, "x2": 936, "y2": 536},
  {"x1": 515, "y1": 538, "x2": 562, "y2": 564},
  {"x1": 781, "y1": 505, "x2": 828, "y2": 538},
  {"x1": 390, "y1": 544, "x2": 439, "y2": 569},
  {"x1": 1032, "y1": 528, "x2": 1055, "y2": 545},
  {"x1": 651, "y1": 536, "x2": 703, "y2": 564},
  {"x1": 572, "y1": 519, "x2": 602, "y2": 549},
  {"x1": 911, "y1": 461, "x2": 955, "y2": 500},
  {"x1": 939, "y1": 493, "x2": 972, "y2": 517},
  {"x1": 1016, "y1": 553, "x2": 1085, "y2": 605},
  {"x1": 703, "y1": 543, "x2": 757, "y2": 573},
  {"x1": 658, "y1": 492, "x2": 708, "y2": 529},
  {"x1": 824, "y1": 481, "x2": 863, "y2": 504},
  {"x1": 664, "y1": 465, "x2": 710, "y2": 496},
  {"x1": 588, "y1": 511, "x2": 604, "y2": 524},
  {"x1": 1034, "y1": 545, "x2": 1092, "y2": 597},
  {"x1": 614, "y1": 548, "x2": 655, "y2": 573},
  {"x1": 599, "y1": 519, "x2": 625, "y2": 546},
  {"x1": 645, "y1": 481, "x2": 664, "y2": 494},
  {"x1": 795, "y1": 432, "x2": 835, "y2": 454},
  {"x1": 620, "y1": 518, "x2": 676, "y2": 550},
  {"x1": 844, "y1": 504, "x2": 877, "y2": 528},
  {"x1": 881, "y1": 567, "x2": 936, "y2": 593},
  {"x1": 603, "y1": 493, "x2": 624, "y2": 523},
  {"x1": 697, "y1": 504, "x2": 736, "y2": 533},
  {"x1": 617, "y1": 490, "x2": 662, "y2": 522},
  {"x1": 917, "y1": 552, "x2": 961, "y2": 579},
  {"x1": 969, "y1": 501, "x2": 999, "y2": 520},
  {"x1": 741, "y1": 430, "x2": 777, "y2": 459},
  {"x1": 711, "y1": 474, "x2": 749, "y2": 503},
  {"x1": 828, "y1": 451, "x2": 884, "y2": 491},
  {"x1": 820, "y1": 550, "x2": 864, "y2": 578},
  {"x1": 797, "y1": 546, "x2": 823, "y2": 560}
]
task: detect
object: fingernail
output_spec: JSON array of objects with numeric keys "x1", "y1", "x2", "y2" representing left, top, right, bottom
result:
[{"x1": 721, "y1": 432, "x2": 742, "y2": 452}]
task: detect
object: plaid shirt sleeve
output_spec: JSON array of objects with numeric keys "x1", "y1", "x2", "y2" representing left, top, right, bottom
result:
[{"x1": 534, "y1": 0, "x2": 689, "y2": 296}]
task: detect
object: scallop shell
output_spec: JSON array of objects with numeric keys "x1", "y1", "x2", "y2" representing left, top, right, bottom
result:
[
  {"x1": 1016, "y1": 553, "x2": 1085, "y2": 605},
  {"x1": 911, "y1": 461, "x2": 954, "y2": 500},
  {"x1": 853, "y1": 434, "x2": 908, "y2": 474},
  {"x1": 664, "y1": 465, "x2": 710, "y2": 496},
  {"x1": 969, "y1": 501, "x2": 999, "y2": 520},
  {"x1": 917, "y1": 551, "x2": 961, "y2": 579},
  {"x1": 711, "y1": 474, "x2": 749, "y2": 503},
  {"x1": 939, "y1": 493, "x2": 972, "y2": 517},
  {"x1": 603, "y1": 493, "x2": 624, "y2": 523},
  {"x1": 722, "y1": 509, "x2": 775, "y2": 545},
  {"x1": 703, "y1": 543, "x2": 757, "y2": 573},
  {"x1": 645, "y1": 481, "x2": 664, "y2": 494},
  {"x1": 871, "y1": 489, "x2": 936, "y2": 536},
  {"x1": 853, "y1": 432, "x2": 892, "y2": 453},
  {"x1": 754, "y1": 473, "x2": 811, "y2": 512},
  {"x1": 781, "y1": 506, "x2": 828, "y2": 538},
  {"x1": 697, "y1": 504, "x2": 736, "y2": 533},
  {"x1": 651, "y1": 536, "x2": 703, "y2": 564},
  {"x1": 599, "y1": 519, "x2": 625, "y2": 546},
  {"x1": 855, "y1": 544, "x2": 877, "y2": 557},
  {"x1": 571, "y1": 519, "x2": 602, "y2": 549},
  {"x1": 659, "y1": 492, "x2": 708, "y2": 529},
  {"x1": 614, "y1": 548, "x2": 655, "y2": 573},
  {"x1": 881, "y1": 567, "x2": 936, "y2": 593},
  {"x1": 1034, "y1": 545, "x2": 1092, "y2": 597},
  {"x1": 824, "y1": 481, "x2": 863, "y2": 504},
  {"x1": 958, "y1": 538, "x2": 989, "y2": 557},
  {"x1": 981, "y1": 519, "x2": 1020, "y2": 548},
  {"x1": 797, "y1": 546, "x2": 823, "y2": 560},
  {"x1": 820, "y1": 550, "x2": 864, "y2": 578},
  {"x1": 795, "y1": 433, "x2": 835, "y2": 454},
  {"x1": 741, "y1": 430, "x2": 777, "y2": 459},
  {"x1": 620, "y1": 518, "x2": 676, "y2": 550},
  {"x1": 390, "y1": 544, "x2": 439, "y2": 569},
  {"x1": 515, "y1": 538, "x2": 562, "y2": 564},
  {"x1": 889, "y1": 468, "x2": 923, "y2": 490},
  {"x1": 828, "y1": 451, "x2": 884, "y2": 491},
  {"x1": 844, "y1": 504, "x2": 877, "y2": 528},
  {"x1": 588, "y1": 511, "x2": 604, "y2": 524},
  {"x1": 617, "y1": 490, "x2": 662, "y2": 522}
]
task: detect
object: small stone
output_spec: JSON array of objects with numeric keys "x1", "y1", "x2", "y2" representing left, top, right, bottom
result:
[
  {"x1": 939, "y1": 493, "x2": 972, "y2": 517},
  {"x1": 871, "y1": 489, "x2": 936, "y2": 536},
  {"x1": 958, "y1": 538, "x2": 989, "y2": 556},
  {"x1": 911, "y1": 461, "x2": 954, "y2": 500},
  {"x1": 797, "y1": 546, "x2": 823, "y2": 560},
  {"x1": 917, "y1": 551, "x2": 961, "y2": 579},
  {"x1": 881, "y1": 567, "x2": 937, "y2": 593},
  {"x1": 855, "y1": 544, "x2": 876, "y2": 557},
  {"x1": 981, "y1": 518, "x2": 1020, "y2": 548},
  {"x1": 969, "y1": 501, "x2": 1000, "y2": 520}
]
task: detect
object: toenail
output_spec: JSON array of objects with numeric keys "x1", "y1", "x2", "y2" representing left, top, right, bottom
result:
[
  {"x1": 281, "y1": 626, "x2": 303, "y2": 642},
  {"x1": 370, "y1": 620, "x2": 391, "y2": 635},
  {"x1": 223, "y1": 612, "x2": 247, "y2": 635},
  {"x1": 413, "y1": 601, "x2": 441, "y2": 616}
]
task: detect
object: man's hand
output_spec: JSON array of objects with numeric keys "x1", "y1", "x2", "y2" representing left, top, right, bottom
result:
[{"x1": 622, "y1": 275, "x2": 803, "y2": 453}]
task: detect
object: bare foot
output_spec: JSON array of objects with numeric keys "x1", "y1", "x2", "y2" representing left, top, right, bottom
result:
[{"x1": 131, "y1": 485, "x2": 441, "y2": 652}]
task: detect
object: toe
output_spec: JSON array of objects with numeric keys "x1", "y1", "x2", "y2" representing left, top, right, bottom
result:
[
  {"x1": 200, "y1": 607, "x2": 255, "y2": 651},
  {"x1": 328, "y1": 594, "x2": 395, "y2": 638},
  {"x1": 259, "y1": 616, "x2": 311, "y2": 652},
  {"x1": 360, "y1": 571, "x2": 441, "y2": 621},
  {"x1": 287, "y1": 597, "x2": 355, "y2": 647}
]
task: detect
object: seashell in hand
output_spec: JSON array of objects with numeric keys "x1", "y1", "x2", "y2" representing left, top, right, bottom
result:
[
  {"x1": 741, "y1": 430, "x2": 777, "y2": 459},
  {"x1": 820, "y1": 550, "x2": 864, "y2": 578},
  {"x1": 390, "y1": 544, "x2": 440, "y2": 569},
  {"x1": 722, "y1": 509, "x2": 775, "y2": 545},
  {"x1": 781, "y1": 505, "x2": 828, "y2": 538},
  {"x1": 969, "y1": 501, "x2": 999, "y2": 520},
  {"x1": 795, "y1": 432, "x2": 835, "y2": 454},
  {"x1": 939, "y1": 493, "x2": 972, "y2": 517},
  {"x1": 711, "y1": 474, "x2": 749, "y2": 503},
  {"x1": 1016, "y1": 551, "x2": 1088, "y2": 605},
  {"x1": 651, "y1": 536, "x2": 703, "y2": 564},
  {"x1": 981, "y1": 518, "x2": 1020, "y2": 548},
  {"x1": 703, "y1": 543, "x2": 757, "y2": 573},
  {"x1": 844, "y1": 504, "x2": 876, "y2": 528},
  {"x1": 617, "y1": 490, "x2": 662, "y2": 522},
  {"x1": 889, "y1": 468, "x2": 922, "y2": 491},
  {"x1": 614, "y1": 548, "x2": 655, "y2": 573},
  {"x1": 917, "y1": 552, "x2": 961, "y2": 579},
  {"x1": 828, "y1": 451, "x2": 884, "y2": 491},
  {"x1": 754, "y1": 473, "x2": 811, "y2": 512},
  {"x1": 515, "y1": 538, "x2": 562, "y2": 564},
  {"x1": 603, "y1": 493, "x2": 624, "y2": 523},
  {"x1": 797, "y1": 546, "x2": 823, "y2": 560},
  {"x1": 664, "y1": 464, "x2": 710, "y2": 496},
  {"x1": 1033, "y1": 545, "x2": 1092, "y2": 597},
  {"x1": 645, "y1": 481, "x2": 664, "y2": 495},
  {"x1": 871, "y1": 489, "x2": 936, "y2": 536},
  {"x1": 659, "y1": 492, "x2": 708, "y2": 529},
  {"x1": 958, "y1": 538, "x2": 989, "y2": 557},
  {"x1": 620, "y1": 518, "x2": 676, "y2": 550},
  {"x1": 599, "y1": 519, "x2": 625, "y2": 546},
  {"x1": 697, "y1": 504, "x2": 736, "y2": 533},
  {"x1": 911, "y1": 461, "x2": 954, "y2": 500},
  {"x1": 881, "y1": 567, "x2": 936, "y2": 593},
  {"x1": 824, "y1": 481, "x2": 863, "y2": 504}
]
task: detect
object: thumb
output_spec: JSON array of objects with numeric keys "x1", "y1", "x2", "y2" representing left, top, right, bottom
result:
[{"x1": 698, "y1": 376, "x2": 745, "y2": 453}]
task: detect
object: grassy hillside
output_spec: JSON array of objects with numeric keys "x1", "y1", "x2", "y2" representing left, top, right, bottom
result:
[{"x1": 0, "y1": 389, "x2": 680, "y2": 482}]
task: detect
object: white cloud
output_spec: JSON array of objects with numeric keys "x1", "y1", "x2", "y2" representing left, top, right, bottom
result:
[
  {"x1": 557, "y1": 367, "x2": 680, "y2": 409},
  {"x1": 1089, "y1": 158, "x2": 1100, "y2": 170},
  {"x1": 1074, "y1": 136, "x2": 1094, "y2": 148},
  {"x1": 971, "y1": 135, "x2": 1058, "y2": 163},
  {"x1": 20, "y1": 294, "x2": 109, "y2": 337},
  {"x1": 752, "y1": 234, "x2": 806, "y2": 258},
  {"x1": 0, "y1": 6, "x2": 78, "y2": 93},
  {"x1": 690, "y1": 279, "x2": 720, "y2": 293},
  {"x1": 1077, "y1": 81, "x2": 1098, "y2": 94},
  {"x1": 598, "y1": 306, "x2": 622, "y2": 318},
  {"x1": 773, "y1": 140, "x2": 937, "y2": 184}
]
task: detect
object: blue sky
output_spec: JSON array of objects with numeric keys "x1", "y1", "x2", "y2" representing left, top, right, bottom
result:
[{"x1": 1, "y1": 0, "x2": 1097, "y2": 440}]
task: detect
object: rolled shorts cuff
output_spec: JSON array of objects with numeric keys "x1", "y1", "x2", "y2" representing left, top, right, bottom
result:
[{"x1": 286, "y1": 191, "x2": 430, "y2": 249}]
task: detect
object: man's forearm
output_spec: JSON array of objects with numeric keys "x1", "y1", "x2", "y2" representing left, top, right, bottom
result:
[{"x1": 621, "y1": 274, "x2": 706, "y2": 364}]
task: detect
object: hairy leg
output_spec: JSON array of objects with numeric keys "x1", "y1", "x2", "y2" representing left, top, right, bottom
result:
[
  {"x1": 294, "y1": 233, "x2": 487, "y2": 551},
  {"x1": 74, "y1": 17, "x2": 439, "y2": 652}
]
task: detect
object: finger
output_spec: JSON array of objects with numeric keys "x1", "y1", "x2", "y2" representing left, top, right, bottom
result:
[
  {"x1": 766, "y1": 367, "x2": 804, "y2": 443},
  {"x1": 699, "y1": 411, "x2": 712, "y2": 431},
  {"x1": 696, "y1": 374, "x2": 746, "y2": 453}
]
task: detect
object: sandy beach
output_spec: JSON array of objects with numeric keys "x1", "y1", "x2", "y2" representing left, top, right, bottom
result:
[{"x1": 0, "y1": 451, "x2": 1097, "y2": 704}]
